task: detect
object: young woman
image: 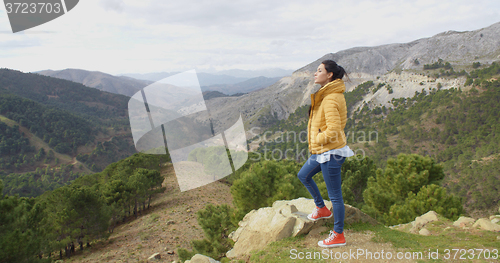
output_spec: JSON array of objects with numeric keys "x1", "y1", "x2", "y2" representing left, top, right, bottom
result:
[{"x1": 297, "y1": 60, "x2": 354, "y2": 248}]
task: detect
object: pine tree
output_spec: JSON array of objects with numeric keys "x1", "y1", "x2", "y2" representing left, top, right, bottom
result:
[
  {"x1": 189, "y1": 204, "x2": 236, "y2": 260},
  {"x1": 230, "y1": 159, "x2": 306, "y2": 217},
  {"x1": 362, "y1": 154, "x2": 461, "y2": 224},
  {"x1": 387, "y1": 184, "x2": 462, "y2": 225},
  {"x1": 341, "y1": 156, "x2": 377, "y2": 208}
]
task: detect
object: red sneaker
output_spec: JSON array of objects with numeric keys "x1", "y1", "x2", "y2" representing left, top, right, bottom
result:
[
  {"x1": 318, "y1": 230, "x2": 346, "y2": 248},
  {"x1": 307, "y1": 206, "x2": 332, "y2": 221}
]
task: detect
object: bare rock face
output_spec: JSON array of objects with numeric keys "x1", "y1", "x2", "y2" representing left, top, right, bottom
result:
[
  {"x1": 226, "y1": 197, "x2": 377, "y2": 259},
  {"x1": 297, "y1": 22, "x2": 500, "y2": 76}
]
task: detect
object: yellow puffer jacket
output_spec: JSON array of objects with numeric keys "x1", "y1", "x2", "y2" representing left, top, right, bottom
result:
[{"x1": 307, "y1": 79, "x2": 347, "y2": 154}]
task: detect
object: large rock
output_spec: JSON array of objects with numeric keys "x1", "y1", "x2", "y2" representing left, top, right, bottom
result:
[
  {"x1": 184, "y1": 254, "x2": 220, "y2": 263},
  {"x1": 419, "y1": 228, "x2": 431, "y2": 236},
  {"x1": 453, "y1": 216, "x2": 476, "y2": 228},
  {"x1": 473, "y1": 218, "x2": 500, "y2": 232},
  {"x1": 226, "y1": 198, "x2": 377, "y2": 258},
  {"x1": 410, "y1": 211, "x2": 439, "y2": 233}
]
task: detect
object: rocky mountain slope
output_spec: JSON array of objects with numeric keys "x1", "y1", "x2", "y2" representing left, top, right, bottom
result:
[
  {"x1": 36, "y1": 69, "x2": 285, "y2": 98},
  {"x1": 204, "y1": 21, "x2": 500, "y2": 137},
  {"x1": 298, "y1": 22, "x2": 500, "y2": 75}
]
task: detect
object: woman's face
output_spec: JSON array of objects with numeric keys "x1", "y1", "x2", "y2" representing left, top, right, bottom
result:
[{"x1": 314, "y1": 63, "x2": 333, "y2": 87}]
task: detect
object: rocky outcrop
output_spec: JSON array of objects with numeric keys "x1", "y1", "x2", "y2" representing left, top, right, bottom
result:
[
  {"x1": 226, "y1": 197, "x2": 377, "y2": 259},
  {"x1": 391, "y1": 211, "x2": 500, "y2": 235},
  {"x1": 472, "y1": 218, "x2": 500, "y2": 232},
  {"x1": 453, "y1": 216, "x2": 476, "y2": 228},
  {"x1": 354, "y1": 71, "x2": 466, "y2": 109},
  {"x1": 184, "y1": 254, "x2": 220, "y2": 263},
  {"x1": 390, "y1": 211, "x2": 440, "y2": 235}
]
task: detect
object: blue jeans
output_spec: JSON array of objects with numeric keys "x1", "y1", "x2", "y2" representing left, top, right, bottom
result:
[{"x1": 298, "y1": 154, "x2": 346, "y2": 234}]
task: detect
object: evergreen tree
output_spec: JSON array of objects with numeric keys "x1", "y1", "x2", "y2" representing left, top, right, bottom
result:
[
  {"x1": 362, "y1": 154, "x2": 461, "y2": 224},
  {"x1": 340, "y1": 155, "x2": 377, "y2": 208},
  {"x1": 0, "y1": 180, "x2": 50, "y2": 263},
  {"x1": 388, "y1": 184, "x2": 462, "y2": 225},
  {"x1": 178, "y1": 204, "x2": 236, "y2": 261},
  {"x1": 230, "y1": 159, "x2": 307, "y2": 218}
]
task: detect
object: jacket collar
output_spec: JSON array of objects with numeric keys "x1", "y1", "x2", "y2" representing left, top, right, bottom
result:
[{"x1": 315, "y1": 79, "x2": 345, "y2": 97}]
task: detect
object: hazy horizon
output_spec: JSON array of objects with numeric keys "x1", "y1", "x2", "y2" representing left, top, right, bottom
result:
[{"x1": 1, "y1": 0, "x2": 499, "y2": 75}]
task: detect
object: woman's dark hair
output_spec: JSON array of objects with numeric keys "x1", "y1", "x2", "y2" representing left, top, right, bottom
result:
[
  {"x1": 321, "y1": 59, "x2": 346, "y2": 81},
  {"x1": 308, "y1": 60, "x2": 348, "y2": 117}
]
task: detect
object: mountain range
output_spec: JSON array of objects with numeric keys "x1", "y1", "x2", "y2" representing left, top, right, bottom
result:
[
  {"x1": 36, "y1": 68, "x2": 151, "y2": 97},
  {"x1": 35, "y1": 21, "x2": 500, "y2": 136},
  {"x1": 202, "y1": 21, "x2": 500, "y2": 136},
  {"x1": 36, "y1": 69, "x2": 291, "y2": 97}
]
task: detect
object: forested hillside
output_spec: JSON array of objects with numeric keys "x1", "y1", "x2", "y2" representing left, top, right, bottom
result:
[
  {"x1": 0, "y1": 94, "x2": 95, "y2": 156},
  {"x1": 0, "y1": 69, "x2": 138, "y2": 198},
  {"x1": 0, "y1": 69, "x2": 129, "y2": 126}
]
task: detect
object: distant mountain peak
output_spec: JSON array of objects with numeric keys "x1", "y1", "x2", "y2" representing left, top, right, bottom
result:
[{"x1": 297, "y1": 21, "x2": 500, "y2": 76}]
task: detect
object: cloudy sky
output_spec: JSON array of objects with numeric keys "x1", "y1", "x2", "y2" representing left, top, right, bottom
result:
[{"x1": 1, "y1": 0, "x2": 499, "y2": 75}]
